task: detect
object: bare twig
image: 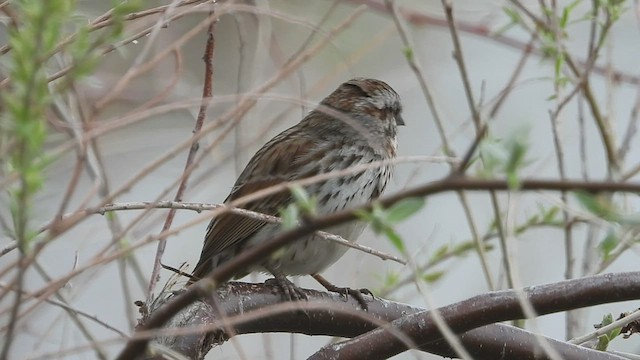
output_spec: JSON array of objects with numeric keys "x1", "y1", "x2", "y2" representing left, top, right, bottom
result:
[
  {"x1": 570, "y1": 307, "x2": 640, "y2": 345},
  {"x1": 96, "y1": 201, "x2": 406, "y2": 265},
  {"x1": 440, "y1": 0, "x2": 481, "y2": 132},
  {"x1": 147, "y1": 12, "x2": 217, "y2": 299},
  {"x1": 0, "y1": 281, "x2": 126, "y2": 337}
]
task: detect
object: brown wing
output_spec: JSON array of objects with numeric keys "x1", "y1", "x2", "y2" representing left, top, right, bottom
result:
[{"x1": 190, "y1": 128, "x2": 317, "y2": 281}]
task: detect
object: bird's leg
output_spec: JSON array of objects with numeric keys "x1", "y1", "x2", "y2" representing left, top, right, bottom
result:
[
  {"x1": 264, "y1": 266, "x2": 307, "y2": 302},
  {"x1": 312, "y1": 274, "x2": 372, "y2": 311}
]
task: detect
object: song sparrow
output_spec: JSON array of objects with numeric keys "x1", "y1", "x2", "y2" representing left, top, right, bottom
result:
[{"x1": 190, "y1": 78, "x2": 404, "y2": 304}]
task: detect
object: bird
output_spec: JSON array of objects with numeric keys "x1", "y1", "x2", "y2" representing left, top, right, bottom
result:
[{"x1": 189, "y1": 78, "x2": 404, "y2": 307}]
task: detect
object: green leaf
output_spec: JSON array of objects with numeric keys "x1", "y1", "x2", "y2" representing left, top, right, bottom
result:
[
  {"x1": 289, "y1": 185, "x2": 317, "y2": 215},
  {"x1": 354, "y1": 208, "x2": 375, "y2": 223},
  {"x1": 598, "y1": 232, "x2": 618, "y2": 261},
  {"x1": 403, "y1": 47, "x2": 414, "y2": 61},
  {"x1": 422, "y1": 271, "x2": 445, "y2": 283},
  {"x1": 382, "y1": 270, "x2": 400, "y2": 287},
  {"x1": 543, "y1": 206, "x2": 560, "y2": 223},
  {"x1": 554, "y1": 53, "x2": 565, "y2": 83},
  {"x1": 290, "y1": 185, "x2": 310, "y2": 203},
  {"x1": 609, "y1": 325, "x2": 622, "y2": 340},
  {"x1": 504, "y1": 129, "x2": 530, "y2": 189},
  {"x1": 432, "y1": 244, "x2": 450, "y2": 260},
  {"x1": 559, "y1": 0, "x2": 581, "y2": 29},
  {"x1": 573, "y1": 191, "x2": 619, "y2": 221},
  {"x1": 502, "y1": 6, "x2": 522, "y2": 23},
  {"x1": 386, "y1": 198, "x2": 425, "y2": 223},
  {"x1": 384, "y1": 227, "x2": 406, "y2": 253},
  {"x1": 280, "y1": 204, "x2": 299, "y2": 230},
  {"x1": 369, "y1": 202, "x2": 388, "y2": 233},
  {"x1": 506, "y1": 171, "x2": 521, "y2": 190},
  {"x1": 453, "y1": 240, "x2": 492, "y2": 258},
  {"x1": 595, "y1": 313, "x2": 622, "y2": 351},
  {"x1": 356, "y1": 201, "x2": 410, "y2": 254},
  {"x1": 479, "y1": 138, "x2": 508, "y2": 177},
  {"x1": 560, "y1": 7, "x2": 570, "y2": 28}
]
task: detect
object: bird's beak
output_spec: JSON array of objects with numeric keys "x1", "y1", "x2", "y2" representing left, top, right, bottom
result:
[{"x1": 395, "y1": 114, "x2": 405, "y2": 126}]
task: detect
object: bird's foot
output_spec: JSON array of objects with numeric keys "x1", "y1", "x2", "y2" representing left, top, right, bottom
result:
[
  {"x1": 265, "y1": 275, "x2": 307, "y2": 303},
  {"x1": 312, "y1": 274, "x2": 373, "y2": 311}
]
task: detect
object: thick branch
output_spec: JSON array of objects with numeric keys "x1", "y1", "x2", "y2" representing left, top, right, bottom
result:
[
  {"x1": 146, "y1": 278, "x2": 635, "y2": 360},
  {"x1": 311, "y1": 272, "x2": 640, "y2": 359}
]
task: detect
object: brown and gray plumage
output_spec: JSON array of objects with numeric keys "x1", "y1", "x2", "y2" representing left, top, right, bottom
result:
[{"x1": 190, "y1": 78, "x2": 404, "y2": 286}]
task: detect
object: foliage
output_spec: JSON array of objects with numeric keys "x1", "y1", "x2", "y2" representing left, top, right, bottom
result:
[{"x1": 1, "y1": 0, "x2": 140, "y2": 250}]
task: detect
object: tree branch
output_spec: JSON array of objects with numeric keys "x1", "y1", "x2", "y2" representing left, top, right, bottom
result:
[
  {"x1": 311, "y1": 271, "x2": 640, "y2": 359},
  {"x1": 145, "y1": 275, "x2": 637, "y2": 360}
]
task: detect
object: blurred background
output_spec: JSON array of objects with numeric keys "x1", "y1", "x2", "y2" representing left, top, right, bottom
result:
[{"x1": 1, "y1": 0, "x2": 639, "y2": 358}]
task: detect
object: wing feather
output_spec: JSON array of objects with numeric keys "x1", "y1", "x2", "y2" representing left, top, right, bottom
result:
[{"x1": 191, "y1": 128, "x2": 317, "y2": 280}]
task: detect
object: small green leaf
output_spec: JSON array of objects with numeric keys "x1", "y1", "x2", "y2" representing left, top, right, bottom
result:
[
  {"x1": 386, "y1": 198, "x2": 425, "y2": 223},
  {"x1": 595, "y1": 313, "x2": 622, "y2": 351},
  {"x1": 453, "y1": 240, "x2": 492, "y2": 257},
  {"x1": 609, "y1": 326, "x2": 622, "y2": 340},
  {"x1": 354, "y1": 208, "x2": 375, "y2": 223},
  {"x1": 543, "y1": 206, "x2": 560, "y2": 223},
  {"x1": 432, "y1": 244, "x2": 450, "y2": 260},
  {"x1": 290, "y1": 185, "x2": 310, "y2": 204},
  {"x1": 574, "y1": 192, "x2": 619, "y2": 221},
  {"x1": 422, "y1": 271, "x2": 445, "y2": 283},
  {"x1": 356, "y1": 202, "x2": 409, "y2": 254},
  {"x1": 479, "y1": 138, "x2": 508, "y2": 177},
  {"x1": 598, "y1": 232, "x2": 618, "y2": 261},
  {"x1": 289, "y1": 185, "x2": 317, "y2": 215},
  {"x1": 560, "y1": 7, "x2": 570, "y2": 28},
  {"x1": 601, "y1": 313, "x2": 615, "y2": 327},
  {"x1": 403, "y1": 47, "x2": 414, "y2": 61},
  {"x1": 553, "y1": 51, "x2": 564, "y2": 79},
  {"x1": 574, "y1": 191, "x2": 600, "y2": 213},
  {"x1": 506, "y1": 171, "x2": 521, "y2": 190},
  {"x1": 502, "y1": 6, "x2": 522, "y2": 23},
  {"x1": 384, "y1": 227, "x2": 406, "y2": 253},
  {"x1": 383, "y1": 271, "x2": 400, "y2": 287},
  {"x1": 280, "y1": 204, "x2": 299, "y2": 230},
  {"x1": 504, "y1": 130, "x2": 530, "y2": 188},
  {"x1": 368, "y1": 202, "x2": 388, "y2": 233}
]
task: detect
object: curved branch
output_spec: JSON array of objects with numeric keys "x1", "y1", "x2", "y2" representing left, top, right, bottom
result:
[
  {"x1": 147, "y1": 277, "x2": 635, "y2": 360},
  {"x1": 311, "y1": 272, "x2": 640, "y2": 359}
]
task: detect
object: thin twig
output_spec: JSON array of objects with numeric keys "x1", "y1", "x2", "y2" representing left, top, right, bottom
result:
[
  {"x1": 147, "y1": 13, "x2": 217, "y2": 299},
  {"x1": 434, "y1": 0, "x2": 496, "y2": 290},
  {"x1": 570, "y1": 308, "x2": 640, "y2": 345},
  {"x1": 489, "y1": 33, "x2": 537, "y2": 118},
  {"x1": 31, "y1": 262, "x2": 110, "y2": 359},
  {"x1": 383, "y1": 0, "x2": 450, "y2": 154},
  {"x1": 105, "y1": 201, "x2": 406, "y2": 265},
  {"x1": 440, "y1": 0, "x2": 481, "y2": 132}
]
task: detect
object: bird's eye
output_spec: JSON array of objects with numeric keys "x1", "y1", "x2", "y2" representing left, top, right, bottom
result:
[{"x1": 390, "y1": 105, "x2": 404, "y2": 126}]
